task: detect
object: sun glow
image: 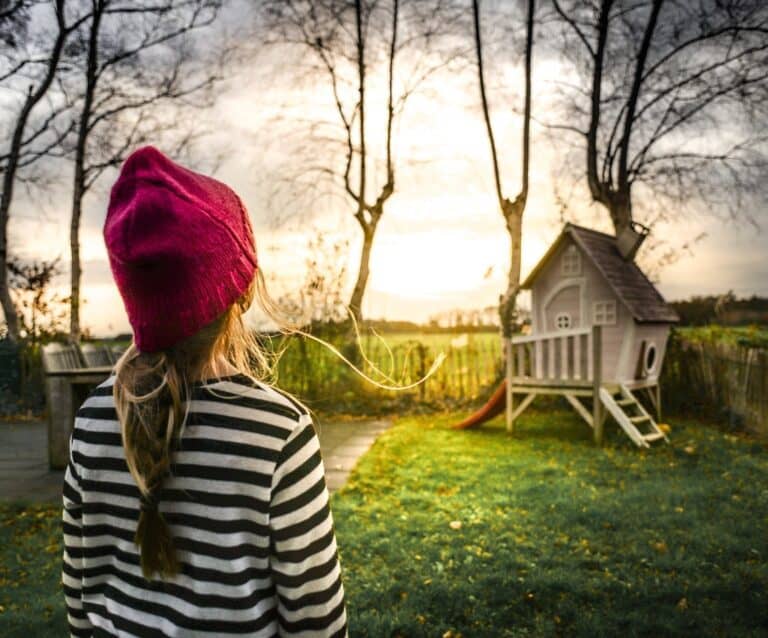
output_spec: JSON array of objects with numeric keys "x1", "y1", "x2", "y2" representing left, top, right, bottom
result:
[{"x1": 368, "y1": 230, "x2": 507, "y2": 299}]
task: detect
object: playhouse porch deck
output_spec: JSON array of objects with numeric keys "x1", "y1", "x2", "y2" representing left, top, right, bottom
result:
[{"x1": 504, "y1": 326, "x2": 666, "y2": 447}]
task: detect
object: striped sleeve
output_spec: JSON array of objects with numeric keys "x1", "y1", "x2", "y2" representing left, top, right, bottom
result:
[
  {"x1": 61, "y1": 431, "x2": 93, "y2": 637},
  {"x1": 269, "y1": 415, "x2": 348, "y2": 637}
]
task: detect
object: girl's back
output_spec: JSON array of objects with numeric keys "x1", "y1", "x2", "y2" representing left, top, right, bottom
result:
[
  {"x1": 63, "y1": 371, "x2": 347, "y2": 637},
  {"x1": 62, "y1": 145, "x2": 347, "y2": 637}
]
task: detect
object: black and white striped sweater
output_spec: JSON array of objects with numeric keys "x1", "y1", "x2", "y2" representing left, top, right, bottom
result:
[{"x1": 61, "y1": 372, "x2": 348, "y2": 637}]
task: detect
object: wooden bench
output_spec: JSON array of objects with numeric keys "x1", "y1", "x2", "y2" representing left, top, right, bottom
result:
[{"x1": 41, "y1": 343, "x2": 125, "y2": 470}]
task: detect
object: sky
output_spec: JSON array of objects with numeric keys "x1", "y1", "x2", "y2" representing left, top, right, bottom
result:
[{"x1": 5, "y1": 2, "x2": 767, "y2": 337}]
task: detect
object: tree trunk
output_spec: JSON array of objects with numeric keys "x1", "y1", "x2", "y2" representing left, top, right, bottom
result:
[
  {"x1": 586, "y1": 0, "x2": 614, "y2": 207},
  {"x1": 349, "y1": 223, "x2": 375, "y2": 325},
  {"x1": 498, "y1": 0, "x2": 534, "y2": 339},
  {"x1": 0, "y1": 249, "x2": 19, "y2": 341},
  {"x1": 473, "y1": 0, "x2": 534, "y2": 338},
  {"x1": 69, "y1": 182, "x2": 84, "y2": 342},
  {"x1": 0, "y1": 0, "x2": 68, "y2": 342},
  {"x1": 0, "y1": 152, "x2": 22, "y2": 339},
  {"x1": 499, "y1": 198, "x2": 524, "y2": 337},
  {"x1": 69, "y1": 0, "x2": 102, "y2": 343},
  {"x1": 355, "y1": 0, "x2": 366, "y2": 228},
  {"x1": 608, "y1": 189, "x2": 632, "y2": 236}
]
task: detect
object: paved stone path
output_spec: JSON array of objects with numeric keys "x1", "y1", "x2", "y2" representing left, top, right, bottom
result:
[{"x1": 0, "y1": 417, "x2": 392, "y2": 504}]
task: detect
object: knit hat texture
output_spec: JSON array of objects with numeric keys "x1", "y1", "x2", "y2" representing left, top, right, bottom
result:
[{"x1": 104, "y1": 146, "x2": 258, "y2": 353}]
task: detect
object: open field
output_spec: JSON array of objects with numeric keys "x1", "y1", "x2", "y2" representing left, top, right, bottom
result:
[{"x1": 2, "y1": 407, "x2": 766, "y2": 637}]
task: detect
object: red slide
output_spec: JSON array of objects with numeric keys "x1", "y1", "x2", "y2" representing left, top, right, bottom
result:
[{"x1": 452, "y1": 380, "x2": 507, "y2": 429}]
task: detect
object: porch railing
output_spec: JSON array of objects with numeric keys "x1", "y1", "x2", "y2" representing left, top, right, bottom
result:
[{"x1": 507, "y1": 325, "x2": 602, "y2": 386}]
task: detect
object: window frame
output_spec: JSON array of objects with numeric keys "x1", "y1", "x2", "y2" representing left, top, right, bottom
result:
[
  {"x1": 644, "y1": 341, "x2": 657, "y2": 374},
  {"x1": 555, "y1": 312, "x2": 572, "y2": 330},
  {"x1": 593, "y1": 300, "x2": 617, "y2": 326},
  {"x1": 561, "y1": 245, "x2": 581, "y2": 276}
]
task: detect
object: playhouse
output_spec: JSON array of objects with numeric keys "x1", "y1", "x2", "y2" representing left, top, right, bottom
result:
[
  {"x1": 523, "y1": 222, "x2": 679, "y2": 385},
  {"x1": 507, "y1": 222, "x2": 679, "y2": 446},
  {"x1": 455, "y1": 221, "x2": 680, "y2": 448}
]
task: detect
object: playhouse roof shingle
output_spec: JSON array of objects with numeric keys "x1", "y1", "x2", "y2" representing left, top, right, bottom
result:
[{"x1": 521, "y1": 223, "x2": 679, "y2": 324}]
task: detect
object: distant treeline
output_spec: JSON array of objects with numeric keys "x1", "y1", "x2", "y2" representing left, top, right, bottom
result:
[{"x1": 670, "y1": 294, "x2": 768, "y2": 326}]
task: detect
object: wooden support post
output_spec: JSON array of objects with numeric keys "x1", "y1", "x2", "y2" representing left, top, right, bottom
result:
[
  {"x1": 45, "y1": 375, "x2": 75, "y2": 470},
  {"x1": 534, "y1": 340, "x2": 543, "y2": 378},
  {"x1": 560, "y1": 336, "x2": 568, "y2": 379},
  {"x1": 574, "y1": 334, "x2": 581, "y2": 380},
  {"x1": 592, "y1": 325, "x2": 603, "y2": 446},
  {"x1": 565, "y1": 393, "x2": 594, "y2": 429},
  {"x1": 510, "y1": 393, "x2": 536, "y2": 422},
  {"x1": 547, "y1": 338, "x2": 555, "y2": 379},
  {"x1": 505, "y1": 339, "x2": 514, "y2": 433}
]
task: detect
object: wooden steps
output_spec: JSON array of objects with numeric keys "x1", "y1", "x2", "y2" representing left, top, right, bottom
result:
[{"x1": 599, "y1": 384, "x2": 669, "y2": 448}]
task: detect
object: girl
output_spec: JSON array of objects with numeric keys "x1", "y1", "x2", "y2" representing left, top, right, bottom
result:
[{"x1": 62, "y1": 146, "x2": 347, "y2": 637}]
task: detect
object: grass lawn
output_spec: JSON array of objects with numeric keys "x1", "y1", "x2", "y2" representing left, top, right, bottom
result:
[
  {"x1": 332, "y1": 407, "x2": 768, "y2": 637},
  {"x1": 1, "y1": 407, "x2": 766, "y2": 637},
  {"x1": 0, "y1": 503, "x2": 63, "y2": 636}
]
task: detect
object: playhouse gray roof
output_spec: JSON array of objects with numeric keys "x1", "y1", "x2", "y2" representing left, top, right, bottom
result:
[{"x1": 521, "y1": 223, "x2": 679, "y2": 324}]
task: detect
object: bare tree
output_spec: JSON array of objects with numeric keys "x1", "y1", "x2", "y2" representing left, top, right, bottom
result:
[
  {"x1": 549, "y1": 0, "x2": 768, "y2": 236},
  {"x1": 6, "y1": 253, "x2": 70, "y2": 406},
  {"x1": 473, "y1": 0, "x2": 535, "y2": 337},
  {"x1": 0, "y1": 0, "x2": 84, "y2": 343},
  {"x1": 267, "y1": 230, "x2": 351, "y2": 325},
  {"x1": 260, "y1": 0, "x2": 461, "y2": 324},
  {"x1": 7, "y1": 254, "x2": 69, "y2": 343},
  {"x1": 64, "y1": 0, "x2": 226, "y2": 341}
]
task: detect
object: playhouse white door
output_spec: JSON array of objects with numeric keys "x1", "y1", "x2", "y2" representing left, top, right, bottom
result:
[{"x1": 543, "y1": 283, "x2": 582, "y2": 331}]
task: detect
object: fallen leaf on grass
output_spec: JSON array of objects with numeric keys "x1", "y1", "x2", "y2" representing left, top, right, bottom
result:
[{"x1": 653, "y1": 541, "x2": 668, "y2": 554}]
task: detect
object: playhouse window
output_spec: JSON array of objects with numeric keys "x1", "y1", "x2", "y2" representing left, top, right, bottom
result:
[
  {"x1": 593, "y1": 300, "x2": 616, "y2": 325},
  {"x1": 562, "y1": 246, "x2": 581, "y2": 275},
  {"x1": 555, "y1": 312, "x2": 572, "y2": 330},
  {"x1": 644, "y1": 342, "x2": 657, "y2": 373}
]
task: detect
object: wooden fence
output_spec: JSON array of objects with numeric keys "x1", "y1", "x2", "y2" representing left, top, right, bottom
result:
[
  {"x1": 662, "y1": 334, "x2": 768, "y2": 437},
  {"x1": 275, "y1": 334, "x2": 503, "y2": 405},
  {"x1": 281, "y1": 330, "x2": 768, "y2": 435}
]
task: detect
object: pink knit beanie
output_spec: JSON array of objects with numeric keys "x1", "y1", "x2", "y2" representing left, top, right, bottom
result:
[{"x1": 104, "y1": 146, "x2": 258, "y2": 353}]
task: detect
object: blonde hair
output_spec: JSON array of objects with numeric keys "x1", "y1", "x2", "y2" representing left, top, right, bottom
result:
[{"x1": 114, "y1": 268, "x2": 443, "y2": 579}]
